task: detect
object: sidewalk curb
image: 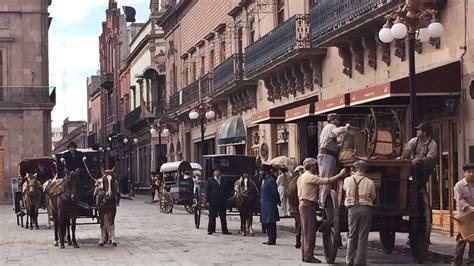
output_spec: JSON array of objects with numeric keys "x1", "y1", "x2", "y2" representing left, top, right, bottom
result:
[{"x1": 277, "y1": 223, "x2": 453, "y2": 264}]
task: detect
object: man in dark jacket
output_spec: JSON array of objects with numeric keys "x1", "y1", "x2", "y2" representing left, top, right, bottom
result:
[
  {"x1": 35, "y1": 163, "x2": 53, "y2": 184},
  {"x1": 206, "y1": 166, "x2": 231, "y2": 235},
  {"x1": 61, "y1": 142, "x2": 85, "y2": 172},
  {"x1": 260, "y1": 164, "x2": 281, "y2": 245}
]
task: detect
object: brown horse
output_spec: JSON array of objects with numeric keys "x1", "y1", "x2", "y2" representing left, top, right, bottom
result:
[
  {"x1": 233, "y1": 174, "x2": 259, "y2": 236},
  {"x1": 22, "y1": 173, "x2": 42, "y2": 230},
  {"x1": 94, "y1": 168, "x2": 120, "y2": 247},
  {"x1": 47, "y1": 169, "x2": 80, "y2": 249}
]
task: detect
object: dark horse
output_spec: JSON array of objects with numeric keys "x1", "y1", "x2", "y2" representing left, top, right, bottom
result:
[
  {"x1": 22, "y1": 173, "x2": 42, "y2": 230},
  {"x1": 47, "y1": 169, "x2": 80, "y2": 249},
  {"x1": 233, "y1": 174, "x2": 259, "y2": 236},
  {"x1": 94, "y1": 168, "x2": 120, "y2": 247}
]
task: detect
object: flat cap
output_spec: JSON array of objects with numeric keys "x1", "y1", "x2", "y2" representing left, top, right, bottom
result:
[
  {"x1": 327, "y1": 113, "x2": 339, "y2": 121},
  {"x1": 353, "y1": 160, "x2": 368, "y2": 169},
  {"x1": 303, "y1": 158, "x2": 318, "y2": 167},
  {"x1": 415, "y1": 123, "x2": 432, "y2": 133},
  {"x1": 463, "y1": 163, "x2": 474, "y2": 170},
  {"x1": 294, "y1": 165, "x2": 304, "y2": 173}
]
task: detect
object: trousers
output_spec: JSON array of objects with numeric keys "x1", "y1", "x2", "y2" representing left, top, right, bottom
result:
[
  {"x1": 299, "y1": 199, "x2": 319, "y2": 260},
  {"x1": 208, "y1": 207, "x2": 229, "y2": 233},
  {"x1": 346, "y1": 206, "x2": 372, "y2": 265},
  {"x1": 452, "y1": 234, "x2": 474, "y2": 266},
  {"x1": 263, "y1": 223, "x2": 277, "y2": 242}
]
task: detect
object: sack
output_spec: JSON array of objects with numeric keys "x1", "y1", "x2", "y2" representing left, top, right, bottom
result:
[
  {"x1": 338, "y1": 149, "x2": 355, "y2": 161},
  {"x1": 453, "y1": 209, "x2": 474, "y2": 242}
]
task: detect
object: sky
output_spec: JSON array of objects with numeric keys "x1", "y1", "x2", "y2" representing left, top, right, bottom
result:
[{"x1": 48, "y1": 0, "x2": 152, "y2": 127}]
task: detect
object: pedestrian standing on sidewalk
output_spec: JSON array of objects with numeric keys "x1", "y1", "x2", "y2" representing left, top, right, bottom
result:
[
  {"x1": 260, "y1": 163, "x2": 281, "y2": 245},
  {"x1": 277, "y1": 166, "x2": 290, "y2": 217},
  {"x1": 343, "y1": 160, "x2": 376, "y2": 266},
  {"x1": 298, "y1": 158, "x2": 346, "y2": 263},
  {"x1": 288, "y1": 165, "x2": 304, "y2": 249},
  {"x1": 206, "y1": 166, "x2": 231, "y2": 235},
  {"x1": 452, "y1": 163, "x2": 474, "y2": 266},
  {"x1": 318, "y1": 113, "x2": 350, "y2": 207}
]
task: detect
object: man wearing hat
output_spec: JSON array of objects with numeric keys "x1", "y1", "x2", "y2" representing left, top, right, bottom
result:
[
  {"x1": 343, "y1": 160, "x2": 376, "y2": 266},
  {"x1": 62, "y1": 141, "x2": 85, "y2": 172},
  {"x1": 205, "y1": 165, "x2": 231, "y2": 235},
  {"x1": 318, "y1": 113, "x2": 350, "y2": 206},
  {"x1": 400, "y1": 123, "x2": 438, "y2": 188},
  {"x1": 297, "y1": 157, "x2": 347, "y2": 263},
  {"x1": 452, "y1": 163, "x2": 474, "y2": 265},
  {"x1": 259, "y1": 163, "x2": 281, "y2": 245}
]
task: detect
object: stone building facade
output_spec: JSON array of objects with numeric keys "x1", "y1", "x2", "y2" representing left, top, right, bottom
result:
[
  {"x1": 52, "y1": 119, "x2": 87, "y2": 154},
  {"x1": 158, "y1": 0, "x2": 474, "y2": 235},
  {"x1": 0, "y1": 0, "x2": 55, "y2": 202}
]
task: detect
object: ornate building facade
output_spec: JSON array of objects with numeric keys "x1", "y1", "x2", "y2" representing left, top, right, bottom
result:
[{"x1": 0, "y1": 0, "x2": 55, "y2": 202}]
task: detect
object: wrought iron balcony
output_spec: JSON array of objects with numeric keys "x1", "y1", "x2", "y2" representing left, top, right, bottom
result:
[
  {"x1": 309, "y1": 0, "x2": 403, "y2": 44},
  {"x1": 212, "y1": 54, "x2": 244, "y2": 95},
  {"x1": 0, "y1": 86, "x2": 55, "y2": 107},
  {"x1": 168, "y1": 79, "x2": 200, "y2": 113},
  {"x1": 125, "y1": 106, "x2": 142, "y2": 129},
  {"x1": 100, "y1": 72, "x2": 114, "y2": 89},
  {"x1": 244, "y1": 15, "x2": 310, "y2": 77}
]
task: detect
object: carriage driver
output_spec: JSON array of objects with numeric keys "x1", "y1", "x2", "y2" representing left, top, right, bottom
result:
[
  {"x1": 61, "y1": 141, "x2": 86, "y2": 173},
  {"x1": 318, "y1": 113, "x2": 351, "y2": 206},
  {"x1": 399, "y1": 123, "x2": 438, "y2": 189}
]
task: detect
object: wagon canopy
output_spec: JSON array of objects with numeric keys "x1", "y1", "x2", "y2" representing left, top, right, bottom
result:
[
  {"x1": 18, "y1": 157, "x2": 57, "y2": 177},
  {"x1": 159, "y1": 161, "x2": 194, "y2": 173}
]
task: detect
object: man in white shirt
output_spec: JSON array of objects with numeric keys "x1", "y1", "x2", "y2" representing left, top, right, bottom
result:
[
  {"x1": 343, "y1": 160, "x2": 376, "y2": 266},
  {"x1": 318, "y1": 113, "x2": 349, "y2": 206}
]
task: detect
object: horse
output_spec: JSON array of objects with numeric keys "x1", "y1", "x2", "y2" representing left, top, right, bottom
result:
[
  {"x1": 47, "y1": 169, "x2": 81, "y2": 249},
  {"x1": 22, "y1": 173, "x2": 42, "y2": 230},
  {"x1": 94, "y1": 168, "x2": 120, "y2": 247},
  {"x1": 233, "y1": 174, "x2": 259, "y2": 236}
]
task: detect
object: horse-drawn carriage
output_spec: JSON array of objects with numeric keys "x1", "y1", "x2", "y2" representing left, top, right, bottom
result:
[
  {"x1": 193, "y1": 154, "x2": 256, "y2": 229},
  {"x1": 320, "y1": 107, "x2": 431, "y2": 264},
  {"x1": 12, "y1": 157, "x2": 57, "y2": 228},
  {"x1": 158, "y1": 161, "x2": 201, "y2": 214},
  {"x1": 55, "y1": 148, "x2": 101, "y2": 221}
]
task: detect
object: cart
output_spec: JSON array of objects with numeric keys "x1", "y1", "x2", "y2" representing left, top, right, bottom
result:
[
  {"x1": 158, "y1": 161, "x2": 200, "y2": 214},
  {"x1": 12, "y1": 157, "x2": 57, "y2": 227},
  {"x1": 55, "y1": 149, "x2": 101, "y2": 223},
  {"x1": 321, "y1": 108, "x2": 431, "y2": 264},
  {"x1": 193, "y1": 155, "x2": 256, "y2": 229}
]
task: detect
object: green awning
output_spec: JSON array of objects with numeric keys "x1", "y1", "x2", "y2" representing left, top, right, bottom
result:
[{"x1": 217, "y1": 116, "x2": 246, "y2": 146}]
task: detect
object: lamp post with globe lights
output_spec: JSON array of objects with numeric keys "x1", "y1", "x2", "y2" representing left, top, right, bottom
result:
[
  {"x1": 189, "y1": 102, "x2": 215, "y2": 164},
  {"x1": 150, "y1": 121, "x2": 170, "y2": 172},
  {"x1": 378, "y1": 0, "x2": 443, "y2": 137},
  {"x1": 122, "y1": 136, "x2": 138, "y2": 196}
]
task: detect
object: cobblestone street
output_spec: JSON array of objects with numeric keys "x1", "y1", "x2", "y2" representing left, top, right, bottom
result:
[{"x1": 0, "y1": 195, "x2": 449, "y2": 265}]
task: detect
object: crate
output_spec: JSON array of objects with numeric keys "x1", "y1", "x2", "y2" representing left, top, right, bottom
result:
[{"x1": 454, "y1": 209, "x2": 474, "y2": 241}]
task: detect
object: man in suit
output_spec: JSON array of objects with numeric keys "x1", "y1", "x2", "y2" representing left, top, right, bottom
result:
[
  {"x1": 35, "y1": 163, "x2": 53, "y2": 184},
  {"x1": 206, "y1": 166, "x2": 231, "y2": 235},
  {"x1": 62, "y1": 142, "x2": 85, "y2": 172}
]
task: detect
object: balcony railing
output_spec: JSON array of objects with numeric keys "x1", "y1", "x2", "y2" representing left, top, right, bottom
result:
[
  {"x1": 200, "y1": 73, "x2": 212, "y2": 98},
  {"x1": 309, "y1": 0, "x2": 402, "y2": 41},
  {"x1": 245, "y1": 15, "x2": 309, "y2": 75},
  {"x1": 0, "y1": 86, "x2": 55, "y2": 106},
  {"x1": 212, "y1": 54, "x2": 243, "y2": 94},
  {"x1": 169, "y1": 78, "x2": 200, "y2": 112},
  {"x1": 125, "y1": 106, "x2": 142, "y2": 129},
  {"x1": 100, "y1": 72, "x2": 114, "y2": 89}
]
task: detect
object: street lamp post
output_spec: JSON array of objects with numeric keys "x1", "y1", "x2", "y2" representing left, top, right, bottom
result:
[
  {"x1": 123, "y1": 136, "x2": 138, "y2": 196},
  {"x1": 378, "y1": 0, "x2": 443, "y2": 137},
  {"x1": 150, "y1": 122, "x2": 170, "y2": 171},
  {"x1": 189, "y1": 102, "x2": 215, "y2": 164}
]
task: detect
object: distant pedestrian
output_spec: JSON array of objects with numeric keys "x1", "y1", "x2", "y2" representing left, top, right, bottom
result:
[
  {"x1": 451, "y1": 163, "x2": 474, "y2": 266},
  {"x1": 298, "y1": 158, "x2": 346, "y2": 263},
  {"x1": 277, "y1": 166, "x2": 290, "y2": 217},
  {"x1": 260, "y1": 164, "x2": 281, "y2": 245},
  {"x1": 288, "y1": 165, "x2": 304, "y2": 249},
  {"x1": 206, "y1": 166, "x2": 231, "y2": 235},
  {"x1": 343, "y1": 160, "x2": 376, "y2": 266}
]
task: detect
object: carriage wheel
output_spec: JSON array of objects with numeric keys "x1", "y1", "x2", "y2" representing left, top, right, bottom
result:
[
  {"x1": 409, "y1": 192, "x2": 431, "y2": 263},
  {"x1": 194, "y1": 186, "x2": 201, "y2": 229},
  {"x1": 322, "y1": 192, "x2": 340, "y2": 264},
  {"x1": 379, "y1": 231, "x2": 396, "y2": 254},
  {"x1": 365, "y1": 108, "x2": 378, "y2": 158},
  {"x1": 184, "y1": 204, "x2": 194, "y2": 214},
  {"x1": 390, "y1": 109, "x2": 404, "y2": 157},
  {"x1": 160, "y1": 192, "x2": 174, "y2": 214}
]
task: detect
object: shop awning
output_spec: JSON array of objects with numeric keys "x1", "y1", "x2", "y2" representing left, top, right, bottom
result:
[
  {"x1": 314, "y1": 94, "x2": 350, "y2": 115},
  {"x1": 285, "y1": 104, "x2": 313, "y2": 122},
  {"x1": 251, "y1": 95, "x2": 318, "y2": 124},
  {"x1": 350, "y1": 61, "x2": 461, "y2": 106},
  {"x1": 217, "y1": 116, "x2": 246, "y2": 146}
]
